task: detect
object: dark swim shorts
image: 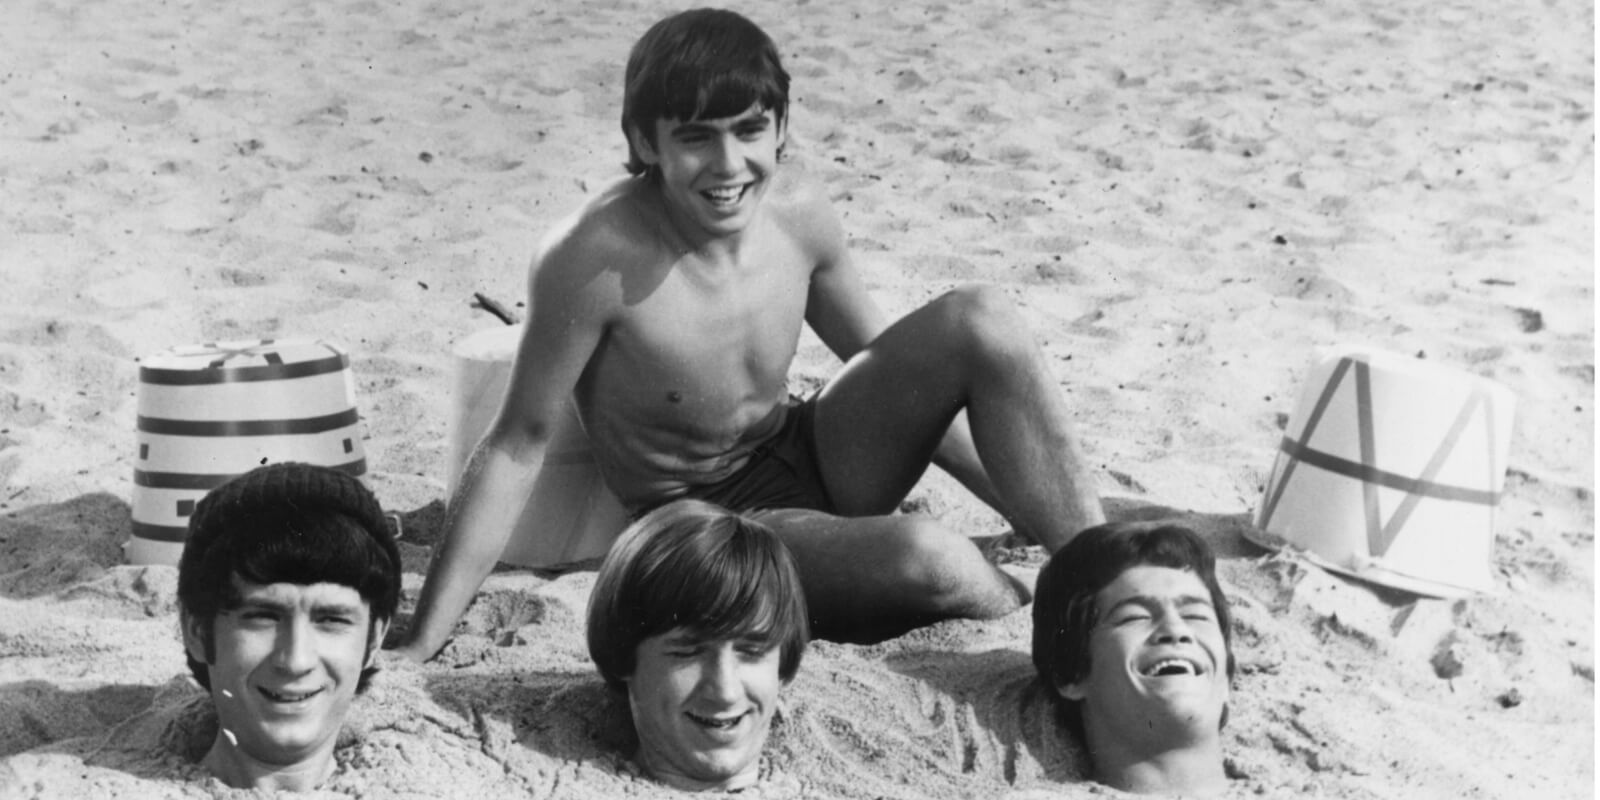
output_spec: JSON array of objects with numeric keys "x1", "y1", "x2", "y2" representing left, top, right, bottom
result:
[{"x1": 672, "y1": 397, "x2": 837, "y2": 515}]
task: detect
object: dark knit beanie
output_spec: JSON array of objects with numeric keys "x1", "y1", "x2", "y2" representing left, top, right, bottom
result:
[
  {"x1": 182, "y1": 461, "x2": 399, "y2": 584},
  {"x1": 177, "y1": 461, "x2": 400, "y2": 694}
]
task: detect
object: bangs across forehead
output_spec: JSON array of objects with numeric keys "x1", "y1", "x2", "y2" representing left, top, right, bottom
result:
[
  {"x1": 218, "y1": 512, "x2": 384, "y2": 607},
  {"x1": 666, "y1": 587, "x2": 784, "y2": 647},
  {"x1": 620, "y1": 9, "x2": 791, "y2": 176},
  {"x1": 660, "y1": 69, "x2": 781, "y2": 125},
  {"x1": 638, "y1": 537, "x2": 792, "y2": 644}
]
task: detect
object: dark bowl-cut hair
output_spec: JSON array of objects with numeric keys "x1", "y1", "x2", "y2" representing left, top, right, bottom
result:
[
  {"x1": 1031, "y1": 522, "x2": 1235, "y2": 737},
  {"x1": 587, "y1": 499, "x2": 808, "y2": 692},
  {"x1": 176, "y1": 462, "x2": 401, "y2": 694},
  {"x1": 620, "y1": 8, "x2": 791, "y2": 177}
]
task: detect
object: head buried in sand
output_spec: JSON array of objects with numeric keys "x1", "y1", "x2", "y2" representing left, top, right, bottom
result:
[
  {"x1": 587, "y1": 499, "x2": 808, "y2": 792},
  {"x1": 1032, "y1": 522, "x2": 1235, "y2": 796},
  {"x1": 176, "y1": 462, "x2": 400, "y2": 793}
]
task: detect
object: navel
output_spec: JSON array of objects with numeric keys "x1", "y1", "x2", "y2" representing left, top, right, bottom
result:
[{"x1": 667, "y1": 390, "x2": 683, "y2": 403}]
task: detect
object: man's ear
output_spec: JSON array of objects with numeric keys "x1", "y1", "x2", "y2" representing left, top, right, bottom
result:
[
  {"x1": 627, "y1": 123, "x2": 660, "y2": 166},
  {"x1": 181, "y1": 612, "x2": 210, "y2": 665}
]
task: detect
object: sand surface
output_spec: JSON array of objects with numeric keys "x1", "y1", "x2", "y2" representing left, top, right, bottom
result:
[{"x1": 0, "y1": 0, "x2": 1593, "y2": 797}]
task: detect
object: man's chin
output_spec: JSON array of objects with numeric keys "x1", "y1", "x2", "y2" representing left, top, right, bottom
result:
[
  {"x1": 652, "y1": 747, "x2": 761, "y2": 792},
  {"x1": 685, "y1": 763, "x2": 760, "y2": 793},
  {"x1": 232, "y1": 726, "x2": 336, "y2": 766},
  {"x1": 1144, "y1": 697, "x2": 1226, "y2": 733}
]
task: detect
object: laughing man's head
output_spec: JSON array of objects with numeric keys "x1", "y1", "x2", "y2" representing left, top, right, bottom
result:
[{"x1": 1032, "y1": 522, "x2": 1235, "y2": 795}]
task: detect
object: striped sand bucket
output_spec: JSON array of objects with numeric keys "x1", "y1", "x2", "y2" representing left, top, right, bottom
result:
[
  {"x1": 450, "y1": 325, "x2": 627, "y2": 568},
  {"x1": 1249, "y1": 346, "x2": 1516, "y2": 597},
  {"x1": 131, "y1": 339, "x2": 367, "y2": 565}
]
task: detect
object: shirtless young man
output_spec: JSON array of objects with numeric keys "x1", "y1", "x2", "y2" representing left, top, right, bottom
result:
[{"x1": 395, "y1": 8, "x2": 1104, "y2": 659}]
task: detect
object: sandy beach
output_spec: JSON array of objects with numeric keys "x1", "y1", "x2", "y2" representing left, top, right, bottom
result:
[{"x1": 0, "y1": 0, "x2": 1592, "y2": 797}]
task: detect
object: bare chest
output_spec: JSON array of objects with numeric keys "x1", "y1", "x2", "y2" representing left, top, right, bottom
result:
[
  {"x1": 622, "y1": 263, "x2": 806, "y2": 380},
  {"x1": 580, "y1": 246, "x2": 814, "y2": 423}
]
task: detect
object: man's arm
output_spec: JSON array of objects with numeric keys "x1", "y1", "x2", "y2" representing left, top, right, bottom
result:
[
  {"x1": 797, "y1": 190, "x2": 1010, "y2": 516},
  {"x1": 392, "y1": 237, "x2": 610, "y2": 662}
]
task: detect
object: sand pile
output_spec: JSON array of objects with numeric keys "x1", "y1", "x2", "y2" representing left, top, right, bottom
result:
[{"x1": 1, "y1": 0, "x2": 1591, "y2": 797}]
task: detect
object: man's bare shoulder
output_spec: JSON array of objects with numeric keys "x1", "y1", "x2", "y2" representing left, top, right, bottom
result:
[
  {"x1": 526, "y1": 178, "x2": 671, "y2": 313},
  {"x1": 766, "y1": 168, "x2": 833, "y2": 221},
  {"x1": 535, "y1": 179, "x2": 656, "y2": 273},
  {"x1": 765, "y1": 167, "x2": 847, "y2": 261}
]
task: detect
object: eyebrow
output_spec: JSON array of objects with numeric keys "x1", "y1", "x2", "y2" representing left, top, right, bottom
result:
[
  {"x1": 233, "y1": 597, "x2": 364, "y2": 617},
  {"x1": 1103, "y1": 593, "x2": 1215, "y2": 615},
  {"x1": 662, "y1": 628, "x2": 773, "y2": 647},
  {"x1": 310, "y1": 602, "x2": 364, "y2": 617},
  {"x1": 668, "y1": 115, "x2": 771, "y2": 136}
]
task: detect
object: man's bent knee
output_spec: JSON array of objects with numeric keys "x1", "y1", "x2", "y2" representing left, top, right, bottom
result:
[
  {"x1": 888, "y1": 517, "x2": 1024, "y2": 619},
  {"x1": 931, "y1": 285, "x2": 1038, "y2": 366}
]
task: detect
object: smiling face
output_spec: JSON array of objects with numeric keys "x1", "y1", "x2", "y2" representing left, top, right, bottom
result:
[
  {"x1": 185, "y1": 578, "x2": 380, "y2": 784},
  {"x1": 632, "y1": 103, "x2": 785, "y2": 241},
  {"x1": 1061, "y1": 566, "x2": 1229, "y2": 745},
  {"x1": 626, "y1": 627, "x2": 784, "y2": 791}
]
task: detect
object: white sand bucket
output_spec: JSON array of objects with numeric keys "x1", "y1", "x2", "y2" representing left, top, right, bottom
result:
[
  {"x1": 1249, "y1": 346, "x2": 1516, "y2": 597},
  {"x1": 131, "y1": 339, "x2": 368, "y2": 565},
  {"x1": 449, "y1": 325, "x2": 628, "y2": 568}
]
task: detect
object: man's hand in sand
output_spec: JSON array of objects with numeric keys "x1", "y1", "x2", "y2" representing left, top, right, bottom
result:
[{"x1": 400, "y1": 8, "x2": 1106, "y2": 660}]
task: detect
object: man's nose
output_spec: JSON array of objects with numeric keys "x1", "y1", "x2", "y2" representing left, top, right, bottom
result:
[
  {"x1": 1152, "y1": 614, "x2": 1196, "y2": 644},
  {"x1": 698, "y1": 647, "x2": 743, "y2": 703},
  {"x1": 710, "y1": 135, "x2": 741, "y2": 174},
  {"x1": 1153, "y1": 629, "x2": 1195, "y2": 644},
  {"x1": 274, "y1": 618, "x2": 317, "y2": 673}
]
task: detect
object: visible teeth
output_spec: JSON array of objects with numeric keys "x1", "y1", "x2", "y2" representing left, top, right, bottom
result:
[
  {"x1": 262, "y1": 688, "x2": 317, "y2": 702},
  {"x1": 703, "y1": 186, "x2": 743, "y2": 204},
  {"x1": 1145, "y1": 659, "x2": 1199, "y2": 677},
  {"x1": 687, "y1": 711, "x2": 745, "y2": 729}
]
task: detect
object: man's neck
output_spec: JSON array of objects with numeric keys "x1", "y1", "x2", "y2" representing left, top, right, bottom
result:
[
  {"x1": 642, "y1": 178, "x2": 755, "y2": 268},
  {"x1": 1085, "y1": 728, "x2": 1226, "y2": 796},
  {"x1": 202, "y1": 734, "x2": 336, "y2": 792}
]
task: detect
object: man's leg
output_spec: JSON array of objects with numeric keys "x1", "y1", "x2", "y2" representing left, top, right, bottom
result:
[
  {"x1": 813, "y1": 284, "x2": 1104, "y2": 552},
  {"x1": 752, "y1": 508, "x2": 1030, "y2": 642}
]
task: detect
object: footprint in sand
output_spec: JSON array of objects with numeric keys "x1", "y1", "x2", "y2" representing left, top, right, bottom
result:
[
  {"x1": 81, "y1": 90, "x2": 181, "y2": 127},
  {"x1": 906, "y1": 252, "x2": 981, "y2": 282},
  {"x1": 83, "y1": 270, "x2": 173, "y2": 309},
  {"x1": 459, "y1": 587, "x2": 566, "y2": 648},
  {"x1": 0, "y1": 318, "x2": 130, "y2": 356},
  {"x1": 310, "y1": 201, "x2": 358, "y2": 236},
  {"x1": 461, "y1": 153, "x2": 525, "y2": 172},
  {"x1": 155, "y1": 191, "x2": 233, "y2": 233},
  {"x1": 1262, "y1": 265, "x2": 1356, "y2": 303},
  {"x1": 216, "y1": 266, "x2": 269, "y2": 288}
]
